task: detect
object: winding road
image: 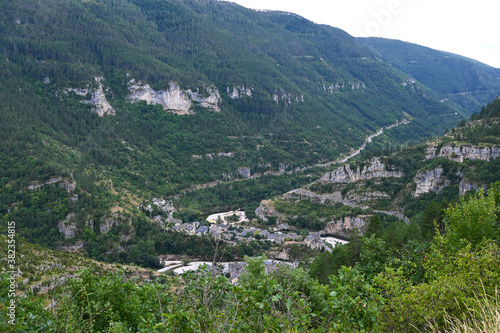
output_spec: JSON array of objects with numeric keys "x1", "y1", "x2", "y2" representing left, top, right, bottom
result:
[{"x1": 171, "y1": 119, "x2": 410, "y2": 199}]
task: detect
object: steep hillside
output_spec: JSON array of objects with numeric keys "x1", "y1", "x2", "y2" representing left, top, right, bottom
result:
[
  {"x1": 257, "y1": 96, "x2": 500, "y2": 238},
  {"x1": 0, "y1": 0, "x2": 480, "y2": 263},
  {"x1": 363, "y1": 37, "x2": 500, "y2": 114}
]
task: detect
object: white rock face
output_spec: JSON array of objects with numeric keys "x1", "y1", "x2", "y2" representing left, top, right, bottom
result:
[
  {"x1": 426, "y1": 144, "x2": 500, "y2": 162},
  {"x1": 100, "y1": 214, "x2": 119, "y2": 234},
  {"x1": 127, "y1": 79, "x2": 221, "y2": 114},
  {"x1": 127, "y1": 80, "x2": 192, "y2": 114},
  {"x1": 413, "y1": 167, "x2": 450, "y2": 197},
  {"x1": 64, "y1": 87, "x2": 90, "y2": 96},
  {"x1": 25, "y1": 177, "x2": 76, "y2": 194},
  {"x1": 63, "y1": 77, "x2": 115, "y2": 117},
  {"x1": 324, "y1": 81, "x2": 365, "y2": 94},
  {"x1": 227, "y1": 86, "x2": 253, "y2": 99},
  {"x1": 272, "y1": 89, "x2": 304, "y2": 105},
  {"x1": 238, "y1": 167, "x2": 251, "y2": 178},
  {"x1": 345, "y1": 191, "x2": 390, "y2": 202},
  {"x1": 188, "y1": 87, "x2": 221, "y2": 111},
  {"x1": 425, "y1": 146, "x2": 437, "y2": 160},
  {"x1": 319, "y1": 158, "x2": 402, "y2": 183},
  {"x1": 91, "y1": 84, "x2": 116, "y2": 117},
  {"x1": 58, "y1": 213, "x2": 77, "y2": 239}
]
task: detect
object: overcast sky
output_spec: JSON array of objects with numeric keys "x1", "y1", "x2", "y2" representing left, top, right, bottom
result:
[{"x1": 227, "y1": 0, "x2": 500, "y2": 68}]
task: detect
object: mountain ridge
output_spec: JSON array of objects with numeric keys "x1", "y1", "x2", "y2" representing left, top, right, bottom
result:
[{"x1": 362, "y1": 37, "x2": 500, "y2": 113}]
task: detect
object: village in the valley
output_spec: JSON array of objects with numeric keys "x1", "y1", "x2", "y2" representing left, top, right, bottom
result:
[{"x1": 142, "y1": 198, "x2": 348, "y2": 280}]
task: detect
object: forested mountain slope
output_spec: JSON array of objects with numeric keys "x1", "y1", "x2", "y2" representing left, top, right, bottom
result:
[
  {"x1": 258, "y1": 95, "x2": 500, "y2": 237},
  {"x1": 1, "y1": 97, "x2": 498, "y2": 332},
  {"x1": 363, "y1": 37, "x2": 500, "y2": 113},
  {"x1": 0, "y1": 0, "x2": 487, "y2": 260}
]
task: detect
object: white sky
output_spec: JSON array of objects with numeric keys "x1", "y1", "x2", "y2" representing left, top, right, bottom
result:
[{"x1": 227, "y1": 0, "x2": 500, "y2": 68}]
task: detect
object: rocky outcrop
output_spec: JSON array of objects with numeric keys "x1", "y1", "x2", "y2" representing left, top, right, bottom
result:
[
  {"x1": 187, "y1": 87, "x2": 221, "y2": 111},
  {"x1": 283, "y1": 188, "x2": 388, "y2": 209},
  {"x1": 100, "y1": 214, "x2": 119, "y2": 234},
  {"x1": 238, "y1": 167, "x2": 251, "y2": 178},
  {"x1": 322, "y1": 216, "x2": 369, "y2": 238},
  {"x1": 345, "y1": 191, "x2": 390, "y2": 202},
  {"x1": 64, "y1": 77, "x2": 115, "y2": 117},
  {"x1": 323, "y1": 81, "x2": 365, "y2": 94},
  {"x1": 127, "y1": 80, "x2": 192, "y2": 114},
  {"x1": 25, "y1": 177, "x2": 76, "y2": 194},
  {"x1": 272, "y1": 250, "x2": 290, "y2": 261},
  {"x1": 426, "y1": 144, "x2": 500, "y2": 162},
  {"x1": 272, "y1": 89, "x2": 304, "y2": 105},
  {"x1": 90, "y1": 83, "x2": 116, "y2": 117},
  {"x1": 459, "y1": 179, "x2": 482, "y2": 196},
  {"x1": 283, "y1": 188, "x2": 344, "y2": 205},
  {"x1": 279, "y1": 163, "x2": 289, "y2": 173},
  {"x1": 227, "y1": 86, "x2": 253, "y2": 99},
  {"x1": 58, "y1": 213, "x2": 77, "y2": 239},
  {"x1": 425, "y1": 146, "x2": 437, "y2": 159},
  {"x1": 413, "y1": 167, "x2": 450, "y2": 197},
  {"x1": 127, "y1": 79, "x2": 221, "y2": 114},
  {"x1": 319, "y1": 158, "x2": 402, "y2": 183}
]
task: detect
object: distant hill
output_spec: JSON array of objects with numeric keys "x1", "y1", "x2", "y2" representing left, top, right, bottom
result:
[{"x1": 362, "y1": 37, "x2": 500, "y2": 114}]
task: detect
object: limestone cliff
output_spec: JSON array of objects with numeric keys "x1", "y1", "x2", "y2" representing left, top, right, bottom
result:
[
  {"x1": 272, "y1": 89, "x2": 304, "y2": 105},
  {"x1": 127, "y1": 79, "x2": 221, "y2": 114},
  {"x1": 319, "y1": 158, "x2": 402, "y2": 183},
  {"x1": 426, "y1": 144, "x2": 500, "y2": 162},
  {"x1": 58, "y1": 213, "x2": 77, "y2": 239},
  {"x1": 227, "y1": 86, "x2": 253, "y2": 99},
  {"x1": 25, "y1": 177, "x2": 76, "y2": 194},
  {"x1": 187, "y1": 87, "x2": 221, "y2": 111},
  {"x1": 90, "y1": 83, "x2": 116, "y2": 117},
  {"x1": 283, "y1": 188, "x2": 343, "y2": 205},
  {"x1": 63, "y1": 77, "x2": 115, "y2": 117},
  {"x1": 413, "y1": 167, "x2": 450, "y2": 197}
]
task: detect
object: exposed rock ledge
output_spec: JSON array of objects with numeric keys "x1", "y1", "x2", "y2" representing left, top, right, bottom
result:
[
  {"x1": 426, "y1": 144, "x2": 500, "y2": 162},
  {"x1": 413, "y1": 167, "x2": 450, "y2": 197},
  {"x1": 127, "y1": 79, "x2": 221, "y2": 114},
  {"x1": 25, "y1": 177, "x2": 76, "y2": 194},
  {"x1": 227, "y1": 85, "x2": 253, "y2": 99},
  {"x1": 319, "y1": 158, "x2": 402, "y2": 183},
  {"x1": 58, "y1": 213, "x2": 77, "y2": 239}
]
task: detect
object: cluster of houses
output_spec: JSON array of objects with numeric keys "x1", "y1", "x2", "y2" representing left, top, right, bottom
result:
[
  {"x1": 144, "y1": 199, "x2": 349, "y2": 269},
  {"x1": 156, "y1": 217, "x2": 348, "y2": 255},
  {"x1": 158, "y1": 219, "x2": 303, "y2": 245}
]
